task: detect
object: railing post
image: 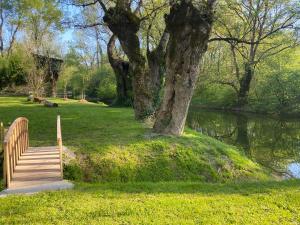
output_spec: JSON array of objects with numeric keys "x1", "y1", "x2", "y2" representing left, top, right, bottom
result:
[
  {"x1": 57, "y1": 115, "x2": 63, "y2": 179},
  {"x1": 0, "y1": 122, "x2": 3, "y2": 152},
  {"x1": 1, "y1": 122, "x2": 5, "y2": 186},
  {"x1": 3, "y1": 142, "x2": 10, "y2": 188}
]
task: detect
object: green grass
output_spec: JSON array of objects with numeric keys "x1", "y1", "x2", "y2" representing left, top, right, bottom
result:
[
  {"x1": 1, "y1": 97, "x2": 299, "y2": 224},
  {"x1": 0, "y1": 97, "x2": 270, "y2": 182},
  {"x1": 1, "y1": 180, "x2": 300, "y2": 224}
]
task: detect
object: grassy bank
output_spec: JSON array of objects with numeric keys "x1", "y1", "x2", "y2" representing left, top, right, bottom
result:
[
  {"x1": 0, "y1": 97, "x2": 270, "y2": 182},
  {"x1": 1, "y1": 97, "x2": 300, "y2": 224}
]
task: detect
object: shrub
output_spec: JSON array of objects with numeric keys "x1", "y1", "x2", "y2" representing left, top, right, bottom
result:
[{"x1": 64, "y1": 161, "x2": 83, "y2": 181}]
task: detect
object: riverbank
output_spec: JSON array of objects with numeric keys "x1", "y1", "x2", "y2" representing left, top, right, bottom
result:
[
  {"x1": 190, "y1": 103, "x2": 300, "y2": 118},
  {"x1": 0, "y1": 97, "x2": 272, "y2": 183},
  {"x1": 187, "y1": 107, "x2": 300, "y2": 178},
  {"x1": 1, "y1": 97, "x2": 300, "y2": 224}
]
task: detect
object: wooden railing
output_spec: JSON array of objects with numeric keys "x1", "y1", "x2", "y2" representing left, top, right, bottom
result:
[
  {"x1": 0, "y1": 122, "x2": 4, "y2": 153},
  {"x1": 0, "y1": 122, "x2": 5, "y2": 169},
  {"x1": 57, "y1": 115, "x2": 63, "y2": 178},
  {"x1": 3, "y1": 118, "x2": 29, "y2": 188}
]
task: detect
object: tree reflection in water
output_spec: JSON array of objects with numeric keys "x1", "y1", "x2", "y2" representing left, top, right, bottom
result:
[{"x1": 187, "y1": 108, "x2": 300, "y2": 177}]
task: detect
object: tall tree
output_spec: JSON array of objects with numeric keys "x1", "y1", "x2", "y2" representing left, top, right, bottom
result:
[
  {"x1": 102, "y1": 0, "x2": 169, "y2": 119},
  {"x1": 211, "y1": 0, "x2": 299, "y2": 107},
  {"x1": 107, "y1": 34, "x2": 132, "y2": 105},
  {"x1": 69, "y1": 0, "x2": 166, "y2": 109},
  {"x1": 24, "y1": 0, "x2": 62, "y2": 53},
  {"x1": 153, "y1": 0, "x2": 216, "y2": 135}
]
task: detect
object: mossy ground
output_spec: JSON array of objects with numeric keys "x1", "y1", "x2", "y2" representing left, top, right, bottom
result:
[{"x1": 1, "y1": 97, "x2": 299, "y2": 224}]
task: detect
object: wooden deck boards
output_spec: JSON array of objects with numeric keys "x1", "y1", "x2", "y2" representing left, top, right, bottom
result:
[{"x1": 9, "y1": 146, "x2": 62, "y2": 189}]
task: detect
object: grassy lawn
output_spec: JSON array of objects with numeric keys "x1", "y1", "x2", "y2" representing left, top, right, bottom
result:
[
  {"x1": 0, "y1": 97, "x2": 270, "y2": 182},
  {"x1": 1, "y1": 181, "x2": 300, "y2": 224},
  {"x1": 0, "y1": 97, "x2": 299, "y2": 224}
]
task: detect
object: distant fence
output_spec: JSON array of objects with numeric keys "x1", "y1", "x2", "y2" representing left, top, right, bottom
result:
[{"x1": 56, "y1": 91, "x2": 73, "y2": 99}]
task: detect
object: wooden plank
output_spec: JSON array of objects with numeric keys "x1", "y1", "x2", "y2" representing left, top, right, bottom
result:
[
  {"x1": 9, "y1": 146, "x2": 62, "y2": 189},
  {"x1": 2, "y1": 117, "x2": 64, "y2": 190}
]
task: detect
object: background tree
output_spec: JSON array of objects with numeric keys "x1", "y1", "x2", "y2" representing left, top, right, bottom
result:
[
  {"x1": 101, "y1": 0, "x2": 169, "y2": 119},
  {"x1": 211, "y1": 0, "x2": 299, "y2": 107},
  {"x1": 107, "y1": 35, "x2": 132, "y2": 106}
]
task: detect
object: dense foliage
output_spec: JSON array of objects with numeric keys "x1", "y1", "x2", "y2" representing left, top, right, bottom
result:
[
  {"x1": 0, "y1": 0, "x2": 298, "y2": 116},
  {"x1": 193, "y1": 46, "x2": 300, "y2": 115}
]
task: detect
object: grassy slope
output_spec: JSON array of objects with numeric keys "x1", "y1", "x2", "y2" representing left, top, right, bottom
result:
[
  {"x1": 0, "y1": 97, "x2": 269, "y2": 182},
  {"x1": 1, "y1": 97, "x2": 300, "y2": 224}
]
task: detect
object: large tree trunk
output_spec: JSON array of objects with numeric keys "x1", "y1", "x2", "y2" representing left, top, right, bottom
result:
[
  {"x1": 237, "y1": 63, "x2": 254, "y2": 107},
  {"x1": 104, "y1": 7, "x2": 154, "y2": 119},
  {"x1": 107, "y1": 35, "x2": 132, "y2": 106},
  {"x1": 153, "y1": 1, "x2": 215, "y2": 136},
  {"x1": 51, "y1": 78, "x2": 57, "y2": 98},
  {"x1": 147, "y1": 31, "x2": 169, "y2": 108}
]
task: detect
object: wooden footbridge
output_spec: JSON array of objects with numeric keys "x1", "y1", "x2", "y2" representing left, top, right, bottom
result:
[{"x1": 1, "y1": 116, "x2": 73, "y2": 195}]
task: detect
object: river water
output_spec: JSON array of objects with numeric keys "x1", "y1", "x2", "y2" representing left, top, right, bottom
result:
[{"x1": 187, "y1": 108, "x2": 300, "y2": 178}]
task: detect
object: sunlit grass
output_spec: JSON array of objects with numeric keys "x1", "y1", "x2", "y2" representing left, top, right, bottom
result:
[
  {"x1": 0, "y1": 97, "x2": 271, "y2": 182},
  {"x1": 0, "y1": 97, "x2": 299, "y2": 224},
  {"x1": 1, "y1": 180, "x2": 300, "y2": 224}
]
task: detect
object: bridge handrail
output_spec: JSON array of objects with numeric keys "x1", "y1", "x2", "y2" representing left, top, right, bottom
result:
[
  {"x1": 3, "y1": 117, "x2": 29, "y2": 188},
  {"x1": 57, "y1": 115, "x2": 63, "y2": 178}
]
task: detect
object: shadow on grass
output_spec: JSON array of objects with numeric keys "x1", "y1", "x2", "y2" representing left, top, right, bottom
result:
[{"x1": 74, "y1": 179, "x2": 300, "y2": 195}]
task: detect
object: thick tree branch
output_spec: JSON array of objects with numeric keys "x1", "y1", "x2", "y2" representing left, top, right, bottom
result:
[
  {"x1": 73, "y1": 22, "x2": 104, "y2": 28},
  {"x1": 211, "y1": 80, "x2": 239, "y2": 93}
]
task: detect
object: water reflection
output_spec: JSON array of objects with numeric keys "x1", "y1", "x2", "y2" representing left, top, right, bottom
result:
[{"x1": 187, "y1": 109, "x2": 300, "y2": 178}]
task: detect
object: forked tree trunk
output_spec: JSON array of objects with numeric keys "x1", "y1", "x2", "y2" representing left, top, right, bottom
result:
[
  {"x1": 107, "y1": 35, "x2": 132, "y2": 106},
  {"x1": 104, "y1": 7, "x2": 154, "y2": 119},
  {"x1": 153, "y1": 1, "x2": 215, "y2": 136}
]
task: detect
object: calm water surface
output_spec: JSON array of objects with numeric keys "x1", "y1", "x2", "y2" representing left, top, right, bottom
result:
[{"x1": 187, "y1": 108, "x2": 300, "y2": 178}]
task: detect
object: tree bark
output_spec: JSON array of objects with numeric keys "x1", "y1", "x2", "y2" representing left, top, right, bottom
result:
[
  {"x1": 147, "y1": 30, "x2": 169, "y2": 108},
  {"x1": 107, "y1": 35, "x2": 132, "y2": 106},
  {"x1": 237, "y1": 63, "x2": 254, "y2": 107},
  {"x1": 0, "y1": 6, "x2": 4, "y2": 56},
  {"x1": 104, "y1": 6, "x2": 155, "y2": 119},
  {"x1": 153, "y1": 1, "x2": 215, "y2": 136}
]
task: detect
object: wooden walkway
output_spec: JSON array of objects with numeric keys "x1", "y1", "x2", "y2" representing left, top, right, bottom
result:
[
  {"x1": 1, "y1": 116, "x2": 73, "y2": 195},
  {"x1": 9, "y1": 146, "x2": 61, "y2": 189}
]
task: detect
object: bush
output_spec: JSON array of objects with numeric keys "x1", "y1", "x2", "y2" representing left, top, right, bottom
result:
[
  {"x1": 64, "y1": 161, "x2": 83, "y2": 181},
  {"x1": 96, "y1": 67, "x2": 116, "y2": 101},
  {"x1": 0, "y1": 53, "x2": 27, "y2": 90}
]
